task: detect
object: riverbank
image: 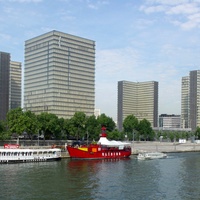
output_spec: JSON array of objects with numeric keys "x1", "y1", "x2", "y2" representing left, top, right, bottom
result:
[
  {"x1": 131, "y1": 141, "x2": 200, "y2": 154},
  {"x1": 1, "y1": 141, "x2": 199, "y2": 159}
]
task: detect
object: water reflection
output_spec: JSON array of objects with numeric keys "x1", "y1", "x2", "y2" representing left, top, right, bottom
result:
[
  {"x1": 65, "y1": 158, "x2": 131, "y2": 200},
  {"x1": 177, "y1": 152, "x2": 200, "y2": 200},
  {"x1": 1, "y1": 153, "x2": 200, "y2": 200}
]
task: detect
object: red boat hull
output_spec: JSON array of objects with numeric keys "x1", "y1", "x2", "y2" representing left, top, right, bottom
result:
[{"x1": 67, "y1": 145, "x2": 131, "y2": 159}]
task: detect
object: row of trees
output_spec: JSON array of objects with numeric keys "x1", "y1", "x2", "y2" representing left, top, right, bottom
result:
[
  {"x1": 0, "y1": 107, "x2": 155, "y2": 141},
  {"x1": 0, "y1": 107, "x2": 197, "y2": 142}
]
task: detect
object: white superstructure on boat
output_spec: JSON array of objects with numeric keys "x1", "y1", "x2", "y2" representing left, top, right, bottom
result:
[
  {"x1": 137, "y1": 152, "x2": 167, "y2": 160},
  {"x1": 0, "y1": 148, "x2": 61, "y2": 164}
]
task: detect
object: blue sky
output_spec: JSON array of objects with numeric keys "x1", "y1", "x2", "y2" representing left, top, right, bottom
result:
[{"x1": 1, "y1": 0, "x2": 200, "y2": 121}]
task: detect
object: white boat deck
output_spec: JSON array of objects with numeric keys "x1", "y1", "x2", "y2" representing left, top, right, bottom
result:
[{"x1": 0, "y1": 148, "x2": 61, "y2": 163}]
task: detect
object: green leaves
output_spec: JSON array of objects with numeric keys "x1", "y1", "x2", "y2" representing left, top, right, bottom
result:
[
  {"x1": 6, "y1": 108, "x2": 39, "y2": 139},
  {"x1": 123, "y1": 114, "x2": 139, "y2": 133},
  {"x1": 37, "y1": 112, "x2": 61, "y2": 139},
  {"x1": 123, "y1": 114, "x2": 155, "y2": 141}
]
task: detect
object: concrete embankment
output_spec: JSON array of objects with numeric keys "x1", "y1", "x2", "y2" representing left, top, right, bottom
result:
[
  {"x1": 131, "y1": 141, "x2": 200, "y2": 154},
  {"x1": 2, "y1": 141, "x2": 198, "y2": 159},
  {"x1": 61, "y1": 151, "x2": 70, "y2": 158}
]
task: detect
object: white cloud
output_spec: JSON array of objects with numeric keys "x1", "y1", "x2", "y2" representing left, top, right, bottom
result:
[
  {"x1": 86, "y1": 0, "x2": 109, "y2": 10},
  {"x1": 145, "y1": 0, "x2": 189, "y2": 6},
  {"x1": 4, "y1": 0, "x2": 43, "y2": 2},
  {"x1": 180, "y1": 15, "x2": 200, "y2": 30},
  {"x1": 167, "y1": 3, "x2": 200, "y2": 15},
  {"x1": 140, "y1": 0, "x2": 200, "y2": 30},
  {"x1": 140, "y1": 5, "x2": 167, "y2": 14}
]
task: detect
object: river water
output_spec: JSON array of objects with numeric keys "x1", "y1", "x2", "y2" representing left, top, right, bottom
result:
[{"x1": 0, "y1": 152, "x2": 200, "y2": 200}]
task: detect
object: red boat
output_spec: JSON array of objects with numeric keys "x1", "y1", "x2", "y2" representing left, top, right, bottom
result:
[{"x1": 66, "y1": 126, "x2": 131, "y2": 159}]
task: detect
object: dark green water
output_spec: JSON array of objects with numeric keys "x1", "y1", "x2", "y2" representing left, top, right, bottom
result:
[{"x1": 1, "y1": 152, "x2": 200, "y2": 200}]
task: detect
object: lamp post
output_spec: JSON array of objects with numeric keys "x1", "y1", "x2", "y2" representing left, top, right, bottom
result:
[{"x1": 38, "y1": 130, "x2": 39, "y2": 146}]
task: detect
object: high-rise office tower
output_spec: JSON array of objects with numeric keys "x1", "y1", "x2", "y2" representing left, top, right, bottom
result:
[
  {"x1": 0, "y1": 51, "x2": 10, "y2": 121},
  {"x1": 181, "y1": 70, "x2": 200, "y2": 130},
  {"x1": 9, "y1": 61, "x2": 22, "y2": 109},
  {"x1": 181, "y1": 76, "x2": 189, "y2": 129},
  {"x1": 118, "y1": 80, "x2": 158, "y2": 131},
  {"x1": 24, "y1": 30, "x2": 95, "y2": 118}
]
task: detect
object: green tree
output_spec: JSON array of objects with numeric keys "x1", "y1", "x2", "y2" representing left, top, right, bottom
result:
[
  {"x1": 195, "y1": 126, "x2": 200, "y2": 140},
  {"x1": 123, "y1": 115, "x2": 139, "y2": 140},
  {"x1": 107, "y1": 129, "x2": 122, "y2": 140},
  {"x1": 0, "y1": 120, "x2": 10, "y2": 140},
  {"x1": 0, "y1": 120, "x2": 6, "y2": 133},
  {"x1": 85, "y1": 115, "x2": 98, "y2": 141},
  {"x1": 168, "y1": 131, "x2": 175, "y2": 142},
  {"x1": 70, "y1": 112, "x2": 87, "y2": 140},
  {"x1": 6, "y1": 107, "x2": 24, "y2": 135},
  {"x1": 138, "y1": 118, "x2": 154, "y2": 141},
  {"x1": 37, "y1": 112, "x2": 61, "y2": 139},
  {"x1": 57, "y1": 117, "x2": 65, "y2": 139},
  {"x1": 95, "y1": 114, "x2": 116, "y2": 141},
  {"x1": 22, "y1": 110, "x2": 39, "y2": 139},
  {"x1": 97, "y1": 113, "x2": 116, "y2": 132},
  {"x1": 63, "y1": 118, "x2": 73, "y2": 139}
]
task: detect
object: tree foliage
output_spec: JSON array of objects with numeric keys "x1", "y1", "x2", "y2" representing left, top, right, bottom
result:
[
  {"x1": 69, "y1": 112, "x2": 87, "y2": 140},
  {"x1": 138, "y1": 118, "x2": 155, "y2": 141},
  {"x1": 123, "y1": 114, "x2": 139, "y2": 134},
  {"x1": 86, "y1": 115, "x2": 99, "y2": 141},
  {"x1": 37, "y1": 112, "x2": 61, "y2": 139},
  {"x1": 97, "y1": 113, "x2": 116, "y2": 132},
  {"x1": 195, "y1": 126, "x2": 200, "y2": 139},
  {"x1": 6, "y1": 107, "x2": 24, "y2": 135},
  {"x1": 0, "y1": 120, "x2": 10, "y2": 140},
  {"x1": 4, "y1": 108, "x2": 193, "y2": 143}
]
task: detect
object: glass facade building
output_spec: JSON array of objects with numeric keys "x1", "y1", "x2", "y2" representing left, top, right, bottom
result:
[
  {"x1": 0, "y1": 52, "x2": 10, "y2": 121},
  {"x1": 118, "y1": 80, "x2": 158, "y2": 131},
  {"x1": 24, "y1": 30, "x2": 95, "y2": 118},
  {"x1": 9, "y1": 61, "x2": 21, "y2": 109}
]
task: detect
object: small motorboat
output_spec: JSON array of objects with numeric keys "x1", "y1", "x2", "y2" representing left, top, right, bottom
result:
[{"x1": 137, "y1": 152, "x2": 167, "y2": 160}]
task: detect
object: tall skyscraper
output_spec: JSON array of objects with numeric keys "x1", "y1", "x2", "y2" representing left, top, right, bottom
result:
[
  {"x1": 9, "y1": 61, "x2": 22, "y2": 109},
  {"x1": 118, "y1": 80, "x2": 158, "y2": 131},
  {"x1": 181, "y1": 76, "x2": 189, "y2": 129},
  {"x1": 181, "y1": 70, "x2": 200, "y2": 130},
  {"x1": 24, "y1": 30, "x2": 95, "y2": 119},
  {"x1": 0, "y1": 52, "x2": 10, "y2": 121}
]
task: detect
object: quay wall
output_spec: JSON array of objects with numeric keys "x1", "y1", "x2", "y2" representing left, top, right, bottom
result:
[
  {"x1": 1, "y1": 140, "x2": 200, "y2": 158},
  {"x1": 131, "y1": 141, "x2": 200, "y2": 154}
]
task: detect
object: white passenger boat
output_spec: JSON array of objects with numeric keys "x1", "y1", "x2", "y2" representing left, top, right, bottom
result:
[
  {"x1": 0, "y1": 147, "x2": 61, "y2": 164},
  {"x1": 137, "y1": 152, "x2": 167, "y2": 160}
]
